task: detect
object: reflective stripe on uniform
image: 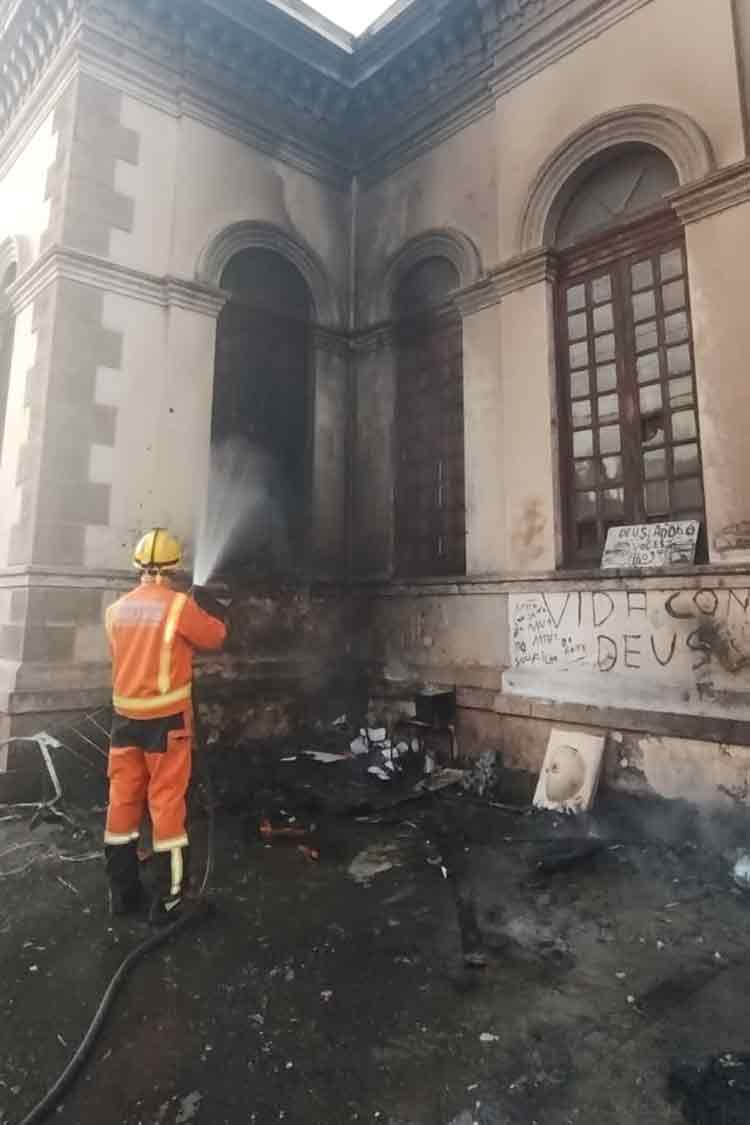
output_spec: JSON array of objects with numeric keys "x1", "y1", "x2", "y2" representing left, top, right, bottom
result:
[
  {"x1": 113, "y1": 683, "x2": 191, "y2": 715},
  {"x1": 152, "y1": 834, "x2": 189, "y2": 852},
  {"x1": 104, "y1": 604, "x2": 115, "y2": 643},
  {"x1": 169, "y1": 846, "x2": 183, "y2": 897},
  {"x1": 158, "y1": 593, "x2": 187, "y2": 695},
  {"x1": 104, "y1": 830, "x2": 140, "y2": 845}
]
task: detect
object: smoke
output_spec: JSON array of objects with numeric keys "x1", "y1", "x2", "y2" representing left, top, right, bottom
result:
[{"x1": 193, "y1": 435, "x2": 289, "y2": 586}]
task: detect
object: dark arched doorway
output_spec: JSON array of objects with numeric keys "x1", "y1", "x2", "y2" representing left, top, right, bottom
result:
[
  {"x1": 211, "y1": 248, "x2": 312, "y2": 574},
  {"x1": 393, "y1": 255, "x2": 466, "y2": 577}
]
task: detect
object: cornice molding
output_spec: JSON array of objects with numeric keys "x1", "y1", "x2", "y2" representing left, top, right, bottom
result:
[
  {"x1": 491, "y1": 247, "x2": 559, "y2": 297},
  {"x1": 6, "y1": 245, "x2": 228, "y2": 316},
  {"x1": 0, "y1": 0, "x2": 585, "y2": 186},
  {"x1": 452, "y1": 277, "x2": 499, "y2": 316},
  {"x1": 669, "y1": 160, "x2": 750, "y2": 226},
  {"x1": 350, "y1": 323, "x2": 394, "y2": 354},
  {"x1": 311, "y1": 325, "x2": 350, "y2": 357}
]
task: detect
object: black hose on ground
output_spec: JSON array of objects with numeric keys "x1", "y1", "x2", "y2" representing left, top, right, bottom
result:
[{"x1": 17, "y1": 686, "x2": 216, "y2": 1125}]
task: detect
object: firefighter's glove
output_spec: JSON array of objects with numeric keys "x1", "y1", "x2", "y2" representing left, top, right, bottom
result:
[{"x1": 192, "y1": 586, "x2": 231, "y2": 624}]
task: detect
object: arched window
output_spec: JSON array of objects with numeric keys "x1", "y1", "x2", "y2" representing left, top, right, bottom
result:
[
  {"x1": 0, "y1": 263, "x2": 17, "y2": 466},
  {"x1": 393, "y1": 256, "x2": 465, "y2": 577},
  {"x1": 211, "y1": 248, "x2": 312, "y2": 574},
  {"x1": 555, "y1": 144, "x2": 704, "y2": 564}
]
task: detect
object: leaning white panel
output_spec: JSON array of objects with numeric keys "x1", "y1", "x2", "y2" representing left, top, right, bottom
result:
[{"x1": 533, "y1": 729, "x2": 606, "y2": 813}]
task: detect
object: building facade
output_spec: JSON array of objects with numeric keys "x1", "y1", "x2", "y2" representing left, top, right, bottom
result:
[{"x1": 0, "y1": 0, "x2": 749, "y2": 801}]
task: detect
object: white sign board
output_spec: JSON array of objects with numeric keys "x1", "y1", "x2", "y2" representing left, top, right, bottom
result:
[{"x1": 601, "y1": 521, "x2": 699, "y2": 569}]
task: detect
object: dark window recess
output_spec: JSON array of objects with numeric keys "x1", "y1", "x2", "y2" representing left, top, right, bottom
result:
[
  {"x1": 211, "y1": 249, "x2": 312, "y2": 574},
  {"x1": 558, "y1": 220, "x2": 705, "y2": 565},
  {"x1": 394, "y1": 304, "x2": 466, "y2": 577}
]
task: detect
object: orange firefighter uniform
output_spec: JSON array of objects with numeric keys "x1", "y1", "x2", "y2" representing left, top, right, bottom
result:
[{"x1": 104, "y1": 534, "x2": 226, "y2": 921}]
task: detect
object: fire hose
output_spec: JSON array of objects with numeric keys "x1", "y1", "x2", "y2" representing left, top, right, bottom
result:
[{"x1": 16, "y1": 678, "x2": 218, "y2": 1125}]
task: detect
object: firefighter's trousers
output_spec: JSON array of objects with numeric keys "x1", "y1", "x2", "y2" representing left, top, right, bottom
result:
[{"x1": 105, "y1": 717, "x2": 192, "y2": 868}]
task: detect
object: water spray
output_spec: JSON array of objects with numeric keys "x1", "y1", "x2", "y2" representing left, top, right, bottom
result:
[{"x1": 193, "y1": 435, "x2": 289, "y2": 587}]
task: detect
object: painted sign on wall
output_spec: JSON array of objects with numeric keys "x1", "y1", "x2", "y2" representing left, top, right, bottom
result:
[{"x1": 506, "y1": 586, "x2": 750, "y2": 719}]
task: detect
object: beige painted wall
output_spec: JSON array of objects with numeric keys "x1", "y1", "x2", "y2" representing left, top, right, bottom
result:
[
  {"x1": 0, "y1": 302, "x2": 35, "y2": 570},
  {"x1": 81, "y1": 293, "x2": 219, "y2": 572},
  {"x1": 685, "y1": 200, "x2": 750, "y2": 563},
  {"x1": 356, "y1": 111, "x2": 497, "y2": 322},
  {"x1": 462, "y1": 301, "x2": 505, "y2": 574},
  {"x1": 171, "y1": 115, "x2": 350, "y2": 316},
  {"x1": 500, "y1": 280, "x2": 559, "y2": 571},
  {"x1": 110, "y1": 95, "x2": 179, "y2": 277},
  {"x1": 496, "y1": 0, "x2": 745, "y2": 258},
  {"x1": 0, "y1": 108, "x2": 57, "y2": 266}
]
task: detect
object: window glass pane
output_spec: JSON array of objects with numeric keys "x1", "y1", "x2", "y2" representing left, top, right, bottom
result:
[
  {"x1": 662, "y1": 279, "x2": 686, "y2": 312},
  {"x1": 639, "y1": 383, "x2": 663, "y2": 415},
  {"x1": 632, "y1": 290, "x2": 656, "y2": 321},
  {"x1": 635, "y1": 320, "x2": 659, "y2": 353},
  {"x1": 576, "y1": 522, "x2": 598, "y2": 552},
  {"x1": 637, "y1": 353, "x2": 660, "y2": 384},
  {"x1": 573, "y1": 429, "x2": 594, "y2": 458},
  {"x1": 597, "y1": 393, "x2": 619, "y2": 423},
  {"x1": 672, "y1": 477, "x2": 703, "y2": 510},
  {"x1": 570, "y1": 370, "x2": 590, "y2": 398},
  {"x1": 643, "y1": 448, "x2": 667, "y2": 480},
  {"x1": 631, "y1": 260, "x2": 654, "y2": 289},
  {"x1": 601, "y1": 455, "x2": 622, "y2": 482},
  {"x1": 644, "y1": 480, "x2": 669, "y2": 515},
  {"x1": 668, "y1": 376, "x2": 694, "y2": 408},
  {"x1": 672, "y1": 410, "x2": 697, "y2": 441},
  {"x1": 599, "y1": 425, "x2": 621, "y2": 454},
  {"x1": 660, "y1": 248, "x2": 683, "y2": 281},
  {"x1": 673, "y1": 443, "x2": 699, "y2": 477},
  {"x1": 602, "y1": 488, "x2": 624, "y2": 516},
  {"x1": 667, "y1": 344, "x2": 691, "y2": 376},
  {"x1": 567, "y1": 285, "x2": 585, "y2": 312},
  {"x1": 665, "y1": 311, "x2": 689, "y2": 344},
  {"x1": 593, "y1": 303, "x2": 614, "y2": 333},
  {"x1": 569, "y1": 341, "x2": 589, "y2": 369},
  {"x1": 597, "y1": 364, "x2": 617, "y2": 393},
  {"x1": 576, "y1": 491, "x2": 597, "y2": 519},
  {"x1": 572, "y1": 399, "x2": 593, "y2": 427},
  {"x1": 574, "y1": 459, "x2": 597, "y2": 488},
  {"x1": 591, "y1": 276, "x2": 612, "y2": 303},
  {"x1": 568, "y1": 312, "x2": 587, "y2": 340},
  {"x1": 641, "y1": 413, "x2": 666, "y2": 447},
  {"x1": 595, "y1": 333, "x2": 616, "y2": 363}
]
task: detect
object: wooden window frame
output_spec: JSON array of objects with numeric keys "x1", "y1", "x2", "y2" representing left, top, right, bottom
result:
[{"x1": 557, "y1": 208, "x2": 706, "y2": 567}]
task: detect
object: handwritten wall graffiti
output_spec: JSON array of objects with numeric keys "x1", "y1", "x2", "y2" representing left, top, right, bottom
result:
[{"x1": 510, "y1": 588, "x2": 750, "y2": 682}]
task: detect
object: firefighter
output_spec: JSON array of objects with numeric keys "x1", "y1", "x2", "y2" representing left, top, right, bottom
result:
[{"x1": 104, "y1": 528, "x2": 227, "y2": 924}]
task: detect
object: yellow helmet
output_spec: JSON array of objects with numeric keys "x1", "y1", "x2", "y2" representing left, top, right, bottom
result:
[{"x1": 133, "y1": 528, "x2": 182, "y2": 572}]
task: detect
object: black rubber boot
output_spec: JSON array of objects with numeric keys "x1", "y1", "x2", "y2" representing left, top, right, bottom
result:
[
  {"x1": 149, "y1": 847, "x2": 190, "y2": 927},
  {"x1": 105, "y1": 842, "x2": 146, "y2": 916}
]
